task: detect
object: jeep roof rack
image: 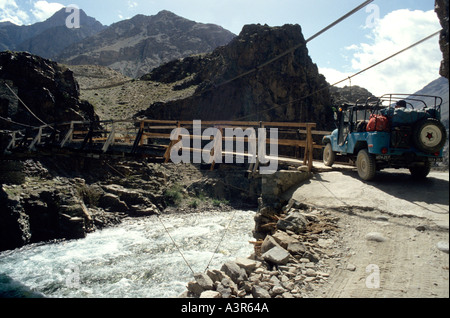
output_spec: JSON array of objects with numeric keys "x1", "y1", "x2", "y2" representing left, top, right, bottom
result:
[{"x1": 378, "y1": 94, "x2": 443, "y2": 111}]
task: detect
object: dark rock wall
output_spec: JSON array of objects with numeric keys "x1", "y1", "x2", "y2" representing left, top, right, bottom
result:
[
  {"x1": 137, "y1": 24, "x2": 334, "y2": 130},
  {"x1": 0, "y1": 51, "x2": 98, "y2": 130},
  {"x1": 436, "y1": 0, "x2": 449, "y2": 79}
]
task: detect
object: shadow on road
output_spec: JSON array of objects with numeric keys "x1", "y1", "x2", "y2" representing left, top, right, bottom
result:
[{"x1": 342, "y1": 169, "x2": 449, "y2": 211}]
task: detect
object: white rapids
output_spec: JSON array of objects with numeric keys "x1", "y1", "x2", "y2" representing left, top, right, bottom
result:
[{"x1": 0, "y1": 210, "x2": 255, "y2": 298}]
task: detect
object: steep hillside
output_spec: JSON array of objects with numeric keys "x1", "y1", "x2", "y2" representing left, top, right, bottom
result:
[
  {"x1": 57, "y1": 10, "x2": 236, "y2": 78},
  {"x1": 135, "y1": 24, "x2": 334, "y2": 129},
  {"x1": 413, "y1": 77, "x2": 449, "y2": 124},
  {"x1": 0, "y1": 8, "x2": 105, "y2": 59},
  {"x1": 68, "y1": 64, "x2": 196, "y2": 121}
]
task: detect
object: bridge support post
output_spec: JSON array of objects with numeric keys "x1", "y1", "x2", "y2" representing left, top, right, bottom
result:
[
  {"x1": 164, "y1": 122, "x2": 181, "y2": 163},
  {"x1": 303, "y1": 123, "x2": 315, "y2": 172},
  {"x1": 29, "y1": 127, "x2": 43, "y2": 151},
  {"x1": 102, "y1": 123, "x2": 116, "y2": 153},
  {"x1": 61, "y1": 122, "x2": 74, "y2": 148}
]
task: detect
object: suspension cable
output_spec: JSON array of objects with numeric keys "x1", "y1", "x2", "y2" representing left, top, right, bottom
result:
[
  {"x1": 156, "y1": 214, "x2": 196, "y2": 276},
  {"x1": 4, "y1": 83, "x2": 49, "y2": 126},
  {"x1": 331, "y1": 30, "x2": 442, "y2": 87},
  {"x1": 0, "y1": 114, "x2": 39, "y2": 129},
  {"x1": 235, "y1": 29, "x2": 443, "y2": 120},
  {"x1": 204, "y1": 209, "x2": 240, "y2": 273}
]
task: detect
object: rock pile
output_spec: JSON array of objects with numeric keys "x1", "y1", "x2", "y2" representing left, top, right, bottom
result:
[{"x1": 183, "y1": 203, "x2": 340, "y2": 298}]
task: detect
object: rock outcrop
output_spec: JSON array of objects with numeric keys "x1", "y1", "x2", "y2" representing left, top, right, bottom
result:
[
  {"x1": 0, "y1": 51, "x2": 98, "y2": 130},
  {"x1": 330, "y1": 85, "x2": 377, "y2": 104},
  {"x1": 435, "y1": 0, "x2": 449, "y2": 79},
  {"x1": 57, "y1": 10, "x2": 236, "y2": 78},
  {"x1": 136, "y1": 23, "x2": 334, "y2": 130}
]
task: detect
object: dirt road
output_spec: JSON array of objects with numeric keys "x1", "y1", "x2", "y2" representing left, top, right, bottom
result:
[{"x1": 288, "y1": 167, "x2": 449, "y2": 298}]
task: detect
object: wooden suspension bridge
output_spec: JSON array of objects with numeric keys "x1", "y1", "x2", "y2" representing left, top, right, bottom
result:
[{"x1": 1, "y1": 119, "x2": 330, "y2": 173}]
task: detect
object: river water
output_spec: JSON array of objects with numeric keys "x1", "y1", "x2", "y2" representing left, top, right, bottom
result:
[{"x1": 0, "y1": 210, "x2": 256, "y2": 298}]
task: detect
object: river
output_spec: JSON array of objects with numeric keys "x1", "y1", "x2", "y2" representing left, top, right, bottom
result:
[{"x1": 0, "y1": 210, "x2": 256, "y2": 298}]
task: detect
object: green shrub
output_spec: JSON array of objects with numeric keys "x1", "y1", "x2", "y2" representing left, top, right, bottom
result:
[{"x1": 163, "y1": 184, "x2": 184, "y2": 206}]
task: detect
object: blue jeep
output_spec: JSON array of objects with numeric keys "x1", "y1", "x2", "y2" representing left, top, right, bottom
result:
[{"x1": 322, "y1": 94, "x2": 447, "y2": 181}]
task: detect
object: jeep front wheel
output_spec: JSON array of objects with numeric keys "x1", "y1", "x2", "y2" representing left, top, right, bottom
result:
[
  {"x1": 413, "y1": 118, "x2": 447, "y2": 153},
  {"x1": 323, "y1": 143, "x2": 336, "y2": 167},
  {"x1": 356, "y1": 149, "x2": 376, "y2": 181}
]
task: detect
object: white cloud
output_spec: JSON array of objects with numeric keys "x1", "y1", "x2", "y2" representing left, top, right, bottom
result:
[
  {"x1": 321, "y1": 9, "x2": 442, "y2": 97},
  {"x1": 319, "y1": 67, "x2": 353, "y2": 87},
  {"x1": 127, "y1": 0, "x2": 138, "y2": 10},
  {"x1": 31, "y1": 1, "x2": 64, "y2": 21},
  {"x1": 0, "y1": 0, "x2": 30, "y2": 25}
]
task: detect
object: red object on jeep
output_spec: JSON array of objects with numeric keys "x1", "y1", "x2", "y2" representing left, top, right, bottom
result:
[{"x1": 366, "y1": 115, "x2": 390, "y2": 132}]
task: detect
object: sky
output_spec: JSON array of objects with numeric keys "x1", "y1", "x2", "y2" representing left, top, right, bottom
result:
[{"x1": 0, "y1": 0, "x2": 445, "y2": 96}]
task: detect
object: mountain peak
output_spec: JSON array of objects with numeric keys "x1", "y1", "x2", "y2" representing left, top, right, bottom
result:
[
  {"x1": 156, "y1": 10, "x2": 178, "y2": 16},
  {"x1": 41, "y1": 7, "x2": 104, "y2": 28},
  {"x1": 57, "y1": 11, "x2": 235, "y2": 78}
]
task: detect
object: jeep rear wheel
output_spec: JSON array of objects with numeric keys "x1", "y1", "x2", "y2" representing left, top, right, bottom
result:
[
  {"x1": 356, "y1": 149, "x2": 376, "y2": 181},
  {"x1": 323, "y1": 143, "x2": 336, "y2": 167},
  {"x1": 413, "y1": 118, "x2": 447, "y2": 153},
  {"x1": 409, "y1": 161, "x2": 431, "y2": 179}
]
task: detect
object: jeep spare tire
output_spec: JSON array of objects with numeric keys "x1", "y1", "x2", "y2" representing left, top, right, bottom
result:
[{"x1": 412, "y1": 118, "x2": 447, "y2": 153}]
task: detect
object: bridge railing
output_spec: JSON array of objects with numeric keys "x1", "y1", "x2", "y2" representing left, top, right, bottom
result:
[
  {"x1": 3, "y1": 119, "x2": 331, "y2": 171},
  {"x1": 137, "y1": 120, "x2": 320, "y2": 171}
]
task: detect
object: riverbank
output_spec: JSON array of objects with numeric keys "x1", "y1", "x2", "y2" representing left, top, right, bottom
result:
[
  {"x1": 0, "y1": 158, "x2": 260, "y2": 253},
  {"x1": 182, "y1": 200, "x2": 342, "y2": 299}
]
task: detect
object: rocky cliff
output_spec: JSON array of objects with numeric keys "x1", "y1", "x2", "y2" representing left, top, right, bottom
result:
[
  {"x1": 136, "y1": 24, "x2": 334, "y2": 130},
  {"x1": 0, "y1": 51, "x2": 98, "y2": 130},
  {"x1": 435, "y1": 0, "x2": 449, "y2": 79},
  {"x1": 330, "y1": 85, "x2": 376, "y2": 104},
  {"x1": 57, "y1": 10, "x2": 236, "y2": 78}
]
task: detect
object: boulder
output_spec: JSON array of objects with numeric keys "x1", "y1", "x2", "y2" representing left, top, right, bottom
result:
[
  {"x1": 194, "y1": 272, "x2": 214, "y2": 291},
  {"x1": 272, "y1": 230, "x2": 300, "y2": 249},
  {"x1": 187, "y1": 281, "x2": 204, "y2": 296},
  {"x1": 260, "y1": 235, "x2": 282, "y2": 254},
  {"x1": 277, "y1": 211, "x2": 308, "y2": 234},
  {"x1": 262, "y1": 246, "x2": 290, "y2": 265},
  {"x1": 252, "y1": 285, "x2": 271, "y2": 298},
  {"x1": 200, "y1": 291, "x2": 222, "y2": 298},
  {"x1": 98, "y1": 193, "x2": 129, "y2": 212},
  {"x1": 220, "y1": 261, "x2": 248, "y2": 284},
  {"x1": 206, "y1": 269, "x2": 227, "y2": 283},
  {"x1": 235, "y1": 257, "x2": 261, "y2": 274}
]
